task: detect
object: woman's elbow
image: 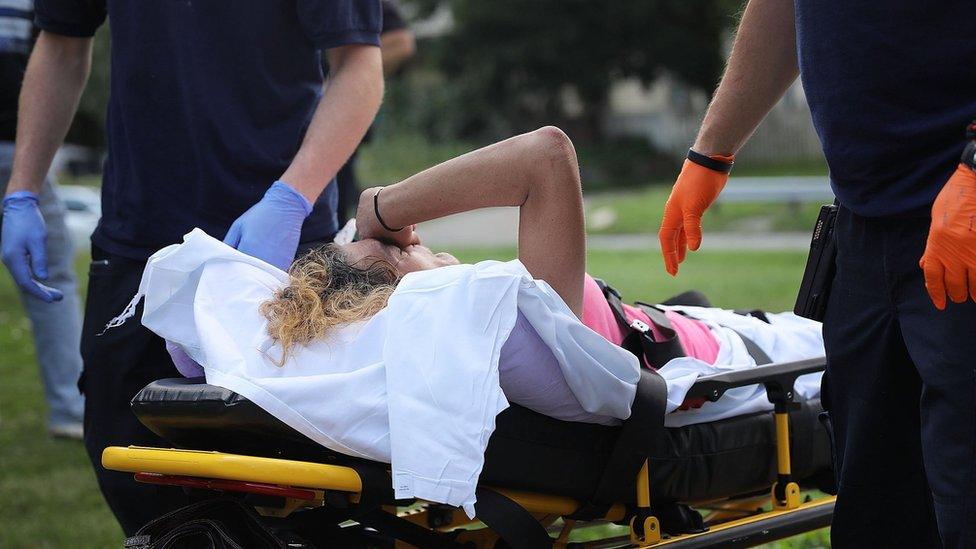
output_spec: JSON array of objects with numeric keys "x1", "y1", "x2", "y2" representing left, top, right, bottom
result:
[
  {"x1": 528, "y1": 126, "x2": 581, "y2": 189},
  {"x1": 531, "y1": 126, "x2": 575, "y2": 160}
]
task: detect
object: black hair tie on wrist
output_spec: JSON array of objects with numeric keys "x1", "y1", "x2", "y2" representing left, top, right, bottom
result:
[
  {"x1": 373, "y1": 187, "x2": 403, "y2": 232},
  {"x1": 687, "y1": 149, "x2": 734, "y2": 174}
]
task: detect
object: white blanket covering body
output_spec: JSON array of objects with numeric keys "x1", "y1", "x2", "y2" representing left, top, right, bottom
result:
[
  {"x1": 656, "y1": 306, "x2": 824, "y2": 427},
  {"x1": 131, "y1": 230, "x2": 641, "y2": 516}
]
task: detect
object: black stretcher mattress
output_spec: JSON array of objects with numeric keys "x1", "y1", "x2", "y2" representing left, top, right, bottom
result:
[{"x1": 132, "y1": 378, "x2": 833, "y2": 504}]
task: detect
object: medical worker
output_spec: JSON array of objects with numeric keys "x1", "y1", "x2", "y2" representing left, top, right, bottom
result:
[
  {"x1": 0, "y1": 0, "x2": 84, "y2": 439},
  {"x1": 658, "y1": 1, "x2": 976, "y2": 546},
  {"x1": 1, "y1": 0, "x2": 384, "y2": 535}
]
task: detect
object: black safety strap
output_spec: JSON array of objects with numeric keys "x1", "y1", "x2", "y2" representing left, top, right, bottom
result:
[
  {"x1": 633, "y1": 302, "x2": 688, "y2": 367},
  {"x1": 728, "y1": 328, "x2": 772, "y2": 365},
  {"x1": 594, "y1": 278, "x2": 644, "y2": 358},
  {"x1": 474, "y1": 487, "x2": 553, "y2": 548},
  {"x1": 734, "y1": 308, "x2": 770, "y2": 324},
  {"x1": 569, "y1": 368, "x2": 669, "y2": 522},
  {"x1": 728, "y1": 310, "x2": 774, "y2": 365},
  {"x1": 593, "y1": 279, "x2": 687, "y2": 368}
]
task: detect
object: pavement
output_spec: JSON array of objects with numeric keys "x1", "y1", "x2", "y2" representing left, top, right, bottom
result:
[
  {"x1": 61, "y1": 192, "x2": 812, "y2": 252},
  {"x1": 418, "y1": 207, "x2": 811, "y2": 251}
]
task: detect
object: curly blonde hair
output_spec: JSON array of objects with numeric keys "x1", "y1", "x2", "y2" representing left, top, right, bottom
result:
[{"x1": 260, "y1": 245, "x2": 399, "y2": 363}]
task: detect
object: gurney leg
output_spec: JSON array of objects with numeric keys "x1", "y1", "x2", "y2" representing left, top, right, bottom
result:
[
  {"x1": 629, "y1": 459, "x2": 662, "y2": 545},
  {"x1": 555, "y1": 519, "x2": 575, "y2": 544},
  {"x1": 772, "y1": 407, "x2": 801, "y2": 510}
]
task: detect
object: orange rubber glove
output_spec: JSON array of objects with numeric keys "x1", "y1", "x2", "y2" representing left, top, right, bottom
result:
[
  {"x1": 919, "y1": 163, "x2": 976, "y2": 310},
  {"x1": 658, "y1": 151, "x2": 734, "y2": 276}
]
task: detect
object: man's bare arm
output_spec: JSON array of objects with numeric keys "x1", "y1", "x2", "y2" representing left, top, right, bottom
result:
[
  {"x1": 657, "y1": 0, "x2": 799, "y2": 275},
  {"x1": 380, "y1": 28, "x2": 416, "y2": 75},
  {"x1": 359, "y1": 127, "x2": 586, "y2": 315},
  {"x1": 281, "y1": 45, "x2": 384, "y2": 203},
  {"x1": 693, "y1": 0, "x2": 798, "y2": 156},
  {"x1": 6, "y1": 32, "x2": 93, "y2": 195}
]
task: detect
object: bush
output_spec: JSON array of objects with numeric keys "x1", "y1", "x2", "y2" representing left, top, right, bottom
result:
[{"x1": 576, "y1": 137, "x2": 679, "y2": 191}]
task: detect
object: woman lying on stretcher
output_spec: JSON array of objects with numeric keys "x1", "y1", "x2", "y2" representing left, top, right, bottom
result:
[{"x1": 255, "y1": 126, "x2": 824, "y2": 427}]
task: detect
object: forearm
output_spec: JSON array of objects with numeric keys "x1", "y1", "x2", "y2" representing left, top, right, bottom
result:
[
  {"x1": 377, "y1": 127, "x2": 585, "y2": 314},
  {"x1": 6, "y1": 32, "x2": 92, "y2": 195},
  {"x1": 281, "y1": 45, "x2": 383, "y2": 203},
  {"x1": 380, "y1": 29, "x2": 416, "y2": 75},
  {"x1": 693, "y1": 0, "x2": 798, "y2": 156},
  {"x1": 376, "y1": 130, "x2": 555, "y2": 226}
]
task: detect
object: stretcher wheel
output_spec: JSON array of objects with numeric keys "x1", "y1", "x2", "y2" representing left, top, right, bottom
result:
[
  {"x1": 772, "y1": 481, "x2": 802, "y2": 510},
  {"x1": 629, "y1": 515, "x2": 661, "y2": 545}
]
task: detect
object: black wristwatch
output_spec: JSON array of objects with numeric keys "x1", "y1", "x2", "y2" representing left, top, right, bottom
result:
[
  {"x1": 962, "y1": 121, "x2": 976, "y2": 171},
  {"x1": 687, "y1": 149, "x2": 734, "y2": 174}
]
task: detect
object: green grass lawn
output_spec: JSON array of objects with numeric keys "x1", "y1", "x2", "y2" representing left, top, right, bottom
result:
[
  {"x1": 0, "y1": 248, "x2": 827, "y2": 548},
  {"x1": 583, "y1": 186, "x2": 825, "y2": 235},
  {"x1": 453, "y1": 248, "x2": 809, "y2": 312},
  {"x1": 0, "y1": 254, "x2": 124, "y2": 548}
]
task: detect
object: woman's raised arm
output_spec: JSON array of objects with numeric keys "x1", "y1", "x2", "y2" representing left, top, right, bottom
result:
[{"x1": 356, "y1": 126, "x2": 586, "y2": 316}]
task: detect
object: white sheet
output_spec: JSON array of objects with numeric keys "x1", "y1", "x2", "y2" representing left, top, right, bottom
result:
[
  {"x1": 655, "y1": 306, "x2": 824, "y2": 428},
  {"x1": 126, "y1": 229, "x2": 641, "y2": 516}
]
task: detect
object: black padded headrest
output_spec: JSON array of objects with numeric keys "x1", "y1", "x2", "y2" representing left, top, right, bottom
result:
[
  {"x1": 134, "y1": 376, "x2": 241, "y2": 405},
  {"x1": 131, "y1": 377, "x2": 349, "y2": 463}
]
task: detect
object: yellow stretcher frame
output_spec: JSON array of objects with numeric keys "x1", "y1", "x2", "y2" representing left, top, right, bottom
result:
[
  {"x1": 103, "y1": 358, "x2": 833, "y2": 546},
  {"x1": 103, "y1": 444, "x2": 834, "y2": 547}
]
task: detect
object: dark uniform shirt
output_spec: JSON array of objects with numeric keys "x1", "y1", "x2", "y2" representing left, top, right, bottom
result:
[
  {"x1": 0, "y1": 0, "x2": 35, "y2": 141},
  {"x1": 796, "y1": 1, "x2": 976, "y2": 217},
  {"x1": 35, "y1": 0, "x2": 381, "y2": 259}
]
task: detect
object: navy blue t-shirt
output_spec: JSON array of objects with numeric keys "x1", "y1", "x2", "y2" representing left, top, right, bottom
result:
[
  {"x1": 35, "y1": 0, "x2": 381, "y2": 259},
  {"x1": 796, "y1": 1, "x2": 976, "y2": 217}
]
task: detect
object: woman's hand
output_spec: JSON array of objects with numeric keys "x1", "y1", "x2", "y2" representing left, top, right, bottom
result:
[{"x1": 356, "y1": 186, "x2": 421, "y2": 248}]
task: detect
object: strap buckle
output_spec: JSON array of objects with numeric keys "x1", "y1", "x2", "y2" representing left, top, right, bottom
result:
[{"x1": 630, "y1": 319, "x2": 650, "y2": 333}]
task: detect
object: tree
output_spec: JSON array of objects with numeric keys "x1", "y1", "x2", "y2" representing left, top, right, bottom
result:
[{"x1": 405, "y1": 0, "x2": 739, "y2": 140}]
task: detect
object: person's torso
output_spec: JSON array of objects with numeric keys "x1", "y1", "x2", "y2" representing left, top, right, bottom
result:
[
  {"x1": 0, "y1": 0, "x2": 34, "y2": 141},
  {"x1": 580, "y1": 275, "x2": 720, "y2": 367},
  {"x1": 95, "y1": 0, "x2": 337, "y2": 258},
  {"x1": 795, "y1": 0, "x2": 976, "y2": 217}
]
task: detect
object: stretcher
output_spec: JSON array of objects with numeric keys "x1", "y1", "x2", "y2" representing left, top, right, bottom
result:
[{"x1": 102, "y1": 357, "x2": 836, "y2": 548}]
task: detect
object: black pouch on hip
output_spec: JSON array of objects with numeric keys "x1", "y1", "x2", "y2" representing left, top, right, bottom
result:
[{"x1": 794, "y1": 202, "x2": 838, "y2": 321}]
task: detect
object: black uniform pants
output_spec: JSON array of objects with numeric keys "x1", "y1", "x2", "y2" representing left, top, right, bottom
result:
[
  {"x1": 824, "y1": 207, "x2": 976, "y2": 548},
  {"x1": 80, "y1": 239, "x2": 330, "y2": 536},
  {"x1": 79, "y1": 246, "x2": 188, "y2": 535}
]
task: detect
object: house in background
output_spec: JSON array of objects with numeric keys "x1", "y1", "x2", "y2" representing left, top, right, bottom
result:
[{"x1": 603, "y1": 75, "x2": 826, "y2": 166}]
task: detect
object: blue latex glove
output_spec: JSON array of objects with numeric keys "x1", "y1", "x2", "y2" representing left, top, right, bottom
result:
[
  {"x1": 223, "y1": 180, "x2": 313, "y2": 271},
  {"x1": 1, "y1": 191, "x2": 63, "y2": 302}
]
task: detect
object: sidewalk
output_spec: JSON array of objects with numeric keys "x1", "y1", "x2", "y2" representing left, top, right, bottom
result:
[{"x1": 419, "y1": 207, "x2": 810, "y2": 251}]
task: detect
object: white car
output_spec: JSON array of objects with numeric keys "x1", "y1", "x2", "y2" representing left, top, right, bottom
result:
[{"x1": 58, "y1": 184, "x2": 101, "y2": 251}]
